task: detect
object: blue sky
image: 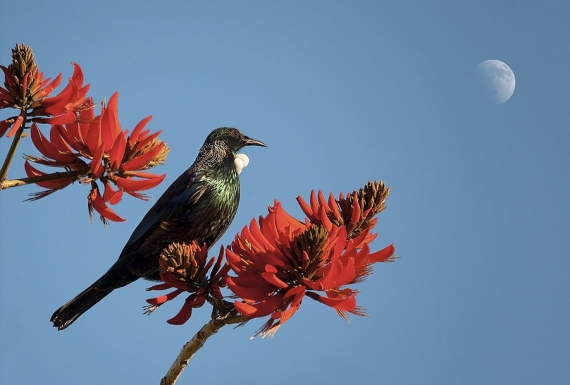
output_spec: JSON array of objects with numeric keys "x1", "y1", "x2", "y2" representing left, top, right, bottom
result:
[{"x1": 1, "y1": 1, "x2": 568, "y2": 384}]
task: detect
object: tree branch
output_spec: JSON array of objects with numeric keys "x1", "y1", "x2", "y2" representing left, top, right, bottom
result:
[{"x1": 160, "y1": 314, "x2": 248, "y2": 385}]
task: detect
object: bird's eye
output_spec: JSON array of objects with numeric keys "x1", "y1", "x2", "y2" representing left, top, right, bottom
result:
[{"x1": 230, "y1": 129, "x2": 240, "y2": 138}]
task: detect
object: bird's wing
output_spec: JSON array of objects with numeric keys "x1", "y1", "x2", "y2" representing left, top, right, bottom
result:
[{"x1": 119, "y1": 168, "x2": 209, "y2": 256}]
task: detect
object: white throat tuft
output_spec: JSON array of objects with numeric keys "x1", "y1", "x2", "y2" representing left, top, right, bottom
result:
[{"x1": 234, "y1": 153, "x2": 250, "y2": 175}]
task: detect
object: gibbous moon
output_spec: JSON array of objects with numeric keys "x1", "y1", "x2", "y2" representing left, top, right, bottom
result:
[{"x1": 475, "y1": 60, "x2": 516, "y2": 104}]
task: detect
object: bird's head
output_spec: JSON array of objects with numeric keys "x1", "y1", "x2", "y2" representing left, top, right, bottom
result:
[{"x1": 205, "y1": 127, "x2": 267, "y2": 153}]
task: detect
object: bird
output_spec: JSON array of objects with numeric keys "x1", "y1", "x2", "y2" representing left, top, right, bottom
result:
[{"x1": 51, "y1": 127, "x2": 266, "y2": 330}]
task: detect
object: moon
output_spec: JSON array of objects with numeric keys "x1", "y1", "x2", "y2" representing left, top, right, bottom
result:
[{"x1": 475, "y1": 60, "x2": 516, "y2": 104}]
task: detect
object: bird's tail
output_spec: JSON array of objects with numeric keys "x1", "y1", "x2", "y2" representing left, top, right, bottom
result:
[
  {"x1": 51, "y1": 270, "x2": 138, "y2": 330},
  {"x1": 50, "y1": 284, "x2": 113, "y2": 330}
]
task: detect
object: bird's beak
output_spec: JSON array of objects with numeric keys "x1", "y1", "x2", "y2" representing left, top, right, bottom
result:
[{"x1": 243, "y1": 135, "x2": 267, "y2": 147}]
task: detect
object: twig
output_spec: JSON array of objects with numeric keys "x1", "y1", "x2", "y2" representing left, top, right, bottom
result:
[
  {"x1": 0, "y1": 169, "x2": 86, "y2": 190},
  {"x1": 160, "y1": 314, "x2": 247, "y2": 385},
  {"x1": 0, "y1": 122, "x2": 26, "y2": 183}
]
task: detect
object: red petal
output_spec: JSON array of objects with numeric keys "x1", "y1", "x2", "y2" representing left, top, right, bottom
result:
[
  {"x1": 5, "y1": 115, "x2": 23, "y2": 138},
  {"x1": 283, "y1": 286, "x2": 306, "y2": 308},
  {"x1": 100, "y1": 92, "x2": 121, "y2": 151},
  {"x1": 108, "y1": 188, "x2": 123, "y2": 205},
  {"x1": 328, "y1": 192, "x2": 342, "y2": 221},
  {"x1": 270, "y1": 305, "x2": 299, "y2": 324},
  {"x1": 42, "y1": 111, "x2": 76, "y2": 125},
  {"x1": 310, "y1": 190, "x2": 318, "y2": 214},
  {"x1": 30, "y1": 122, "x2": 75, "y2": 162},
  {"x1": 24, "y1": 160, "x2": 47, "y2": 178},
  {"x1": 79, "y1": 104, "x2": 94, "y2": 124},
  {"x1": 89, "y1": 188, "x2": 126, "y2": 222},
  {"x1": 317, "y1": 200, "x2": 334, "y2": 232},
  {"x1": 145, "y1": 289, "x2": 184, "y2": 306},
  {"x1": 187, "y1": 293, "x2": 207, "y2": 308},
  {"x1": 225, "y1": 249, "x2": 244, "y2": 273},
  {"x1": 296, "y1": 194, "x2": 314, "y2": 218},
  {"x1": 24, "y1": 161, "x2": 74, "y2": 189},
  {"x1": 128, "y1": 115, "x2": 152, "y2": 146},
  {"x1": 312, "y1": 292, "x2": 357, "y2": 311},
  {"x1": 261, "y1": 265, "x2": 289, "y2": 289},
  {"x1": 350, "y1": 227, "x2": 373, "y2": 249},
  {"x1": 226, "y1": 277, "x2": 273, "y2": 302},
  {"x1": 90, "y1": 144, "x2": 105, "y2": 177},
  {"x1": 301, "y1": 277, "x2": 322, "y2": 291},
  {"x1": 42, "y1": 82, "x2": 75, "y2": 115},
  {"x1": 250, "y1": 219, "x2": 278, "y2": 253},
  {"x1": 210, "y1": 283, "x2": 223, "y2": 299},
  {"x1": 133, "y1": 130, "x2": 162, "y2": 150},
  {"x1": 318, "y1": 256, "x2": 356, "y2": 290},
  {"x1": 114, "y1": 174, "x2": 166, "y2": 192},
  {"x1": 51, "y1": 65, "x2": 81, "y2": 110},
  {"x1": 49, "y1": 125, "x2": 74, "y2": 155},
  {"x1": 109, "y1": 132, "x2": 126, "y2": 170},
  {"x1": 272, "y1": 201, "x2": 304, "y2": 234},
  {"x1": 56, "y1": 123, "x2": 84, "y2": 152},
  {"x1": 234, "y1": 292, "x2": 284, "y2": 318},
  {"x1": 69, "y1": 62, "x2": 84, "y2": 88},
  {"x1": 166, "y1": 297, "x2": 195, "y2": 325},
  {"x1": 86, "y1": 117, "x2": 102, "y2": 155},
  {"x1": 368, "y1": 244, "x2": 395, "y2": 263},
  {"x1": 317, "y1": 190, "x2": 331, "y2": 214},
  {"x1": 120, "y1": 141, "x2": 165, "y2": 171},
  {"x1": 210, "y1": 245, "x2": 226, "y2": 278},
  {"x1": 40, "y1": 73, "x2": 63, "y2": 96},
  {"x1": 332, "y1": 226, "x2": 348, "y2": 260},
  {"x1": 103, "y1": 180, "x2": 123, "y2": 204}
]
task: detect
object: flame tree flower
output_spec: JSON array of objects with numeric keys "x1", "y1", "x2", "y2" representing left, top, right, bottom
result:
[
  {"x1": 0, "y1": 43, "x2": 93, "y2": 138},
  {"x1": 143, "y1": 182, "x2": 396, "y2": 336},
  {"x1": 145, "y1": 242, "x2": 230, "y2": 325},
  {"x1": 296, "y1": 180, "x2": 390, "y2": 244},
  {"x1": 23, "y1": 91, "x2": 169, "y2": 223},
  {"x1": 225, "y1": 181, "x2": 397, "y2": 337},
  {"x1": 1, "y1": 44, "x2": 167, "y2": 223},
  {"x1": 143, "y1": 182, "x2": 398, "y2": 385}
]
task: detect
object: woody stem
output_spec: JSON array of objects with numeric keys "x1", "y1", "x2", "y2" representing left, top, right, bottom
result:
[
  {"x1": 160, "y1": 312, "x2": 247, "y2": 385},
  {"x1": 0, "y1": 114, "x2": 26, "y2": 184},
  {"x1": 0, "y1": 169, "x2": 87, "y2": 190}
]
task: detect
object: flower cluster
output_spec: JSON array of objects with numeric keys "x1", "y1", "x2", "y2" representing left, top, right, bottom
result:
[
  {"x1": 145, "y1": 242, "x2": 230, "y2": 325},
  {"x1": 24, "y1": 91, "x2": 169, "y2": 222},
  {"x1": 297, "y1": 181, "x2": 391, "y2": 240},
  {"x1": 226, "y1": 181, "x2": 396, "y2": 337},
  {"x1": 0, "y1": 43, "x2": 93, "y2": 137},
  {"x1": 143, "y1": 182, "x2": 396, "y2": 335},
  {"x1": 1, "y1": 43, "x2": 169, "y2": 223}
]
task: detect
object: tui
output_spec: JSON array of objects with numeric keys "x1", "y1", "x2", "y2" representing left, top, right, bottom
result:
[{"x1": 51, "y1": 127, "x2": 266, "y2": 330}]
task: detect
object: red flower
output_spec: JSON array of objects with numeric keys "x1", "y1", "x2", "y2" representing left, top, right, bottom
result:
[
  {"x1": 145, "y1": 243, "x2": 230, "y2": 325},
  {"x1": 1, "y1": 44, "x2": 93, "y2": 137},
  {"x1": 226, "y1": 182, "x2": 396, "y2": 337},
  {"x1": 25, "y1": 92, "x2": 169, "y2": 223},
  {"x1": 296, "y1": 181, "x2": 391, "y2": 244},
  {"x1": 28, "y1": 62, "x2": 93, "y2": 126}
]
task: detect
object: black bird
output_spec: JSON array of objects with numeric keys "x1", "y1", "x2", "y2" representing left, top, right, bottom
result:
[{"x1": 51, "y1": 127, "x2": 266, "y2": 330}]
